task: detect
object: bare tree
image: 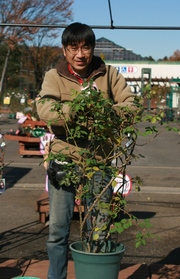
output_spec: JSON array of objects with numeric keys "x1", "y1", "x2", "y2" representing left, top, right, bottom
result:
[
  {"x1": 0, "y1": 0, "x2": 73, "y2": 94},
  {"x1": 169, "y1": 50, "x2": 180, "y2": 61},
  {"x1": 22, "y1": 45, "x2": 63, "y2": 95}
]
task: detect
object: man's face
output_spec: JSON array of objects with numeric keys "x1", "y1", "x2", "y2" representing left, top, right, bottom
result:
[{"x1": 63, "y1": 41, "x2": 94, "y2": 76}]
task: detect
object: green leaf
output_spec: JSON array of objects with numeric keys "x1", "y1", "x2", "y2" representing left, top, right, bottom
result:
[
  {"x1": 93, "y1": 234, "x2": 99, "y2": 241},
  {"x1": 121, "y1": 219, "x2": 127, "y2": 224},
  {"x1": 123, "y1": 223, "x2": 130, "y2": 229},
  {"x1": 93, "y1": 166, "x2": 99, "y2": 171},
  {"x1": 109, "y1": 226, "x2": 117, "y2": 233},
  {"x1": 135, "y1": 241, "x2": 142, "y2": 249},
  {"x1": 87, "y1": 172, "x2": 94, "y2": 179},
  {"x1": 117, "y1": 227, "x2": 124, "y2": 233},
  {"x1": 151, "y1": 116, "x2": 157, "y2": 124}
]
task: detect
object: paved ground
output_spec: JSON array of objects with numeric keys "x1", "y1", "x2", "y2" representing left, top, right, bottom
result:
[{"x1": 0, "y1": 113, "x2": 180, "y2": 266}]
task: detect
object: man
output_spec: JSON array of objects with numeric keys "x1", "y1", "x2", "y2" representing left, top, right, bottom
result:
[{"x1": 36, "y1": 22, "x2": 134, "y2": 279}]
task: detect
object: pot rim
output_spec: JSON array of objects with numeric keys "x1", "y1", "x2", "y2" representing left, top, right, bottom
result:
[{"x1": 70, "y1": 241, "x2": 125, "y2": 256}]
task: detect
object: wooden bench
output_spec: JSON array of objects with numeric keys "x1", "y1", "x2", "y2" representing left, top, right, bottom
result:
[
  {"x1": 36, "y1": 191, "x2": 84, "y2": 224},
  {"x1": 5, "y1": 134, "x2": 42, "y2": 156}
]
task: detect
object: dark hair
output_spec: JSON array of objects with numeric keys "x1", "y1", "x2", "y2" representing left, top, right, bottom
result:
[{"x1": 62, "y1": 22, "x2": 95, "y2": 48}]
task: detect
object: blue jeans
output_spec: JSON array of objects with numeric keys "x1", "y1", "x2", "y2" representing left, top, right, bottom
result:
[
  {"x1": 85, "y1": 171, "x2": 112, "y2": 243},
  {"x1": 47, "y1": 180, "x2": 75, "y2": 279}
]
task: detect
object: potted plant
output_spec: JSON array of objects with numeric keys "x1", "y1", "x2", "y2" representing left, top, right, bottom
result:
[{"x1": 45, "y1": 81, "x2": 163, "y2": 279}]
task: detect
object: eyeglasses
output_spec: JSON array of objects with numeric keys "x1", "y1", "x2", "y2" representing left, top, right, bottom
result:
[{"x1": 66, "y1": 45, "x2": 92, "y2": 55}]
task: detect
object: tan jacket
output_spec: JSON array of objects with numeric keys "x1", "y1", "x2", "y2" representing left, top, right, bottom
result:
[{"x1": 36, "y1": 56, "x2": 135, "y2": 162}]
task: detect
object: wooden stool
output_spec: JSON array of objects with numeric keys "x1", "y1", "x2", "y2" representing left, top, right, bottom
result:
[
  {"x1": 35, "y1": 192, "x2": 49, "y2": 223},
  {"x1": 36, "y1": 191, "x2": 84, "y2": 224}
]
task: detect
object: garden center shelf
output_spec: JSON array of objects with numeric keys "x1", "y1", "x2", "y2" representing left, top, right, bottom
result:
[{"x1": 4, "y1": 120, "x2": 47, "y2": 157}]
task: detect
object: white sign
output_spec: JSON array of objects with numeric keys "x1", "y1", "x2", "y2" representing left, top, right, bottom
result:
[
  {"x1": 116, "y1": 66, "x2": 138, "y2": 74},
  {"x1": 113, "y1": 173, "x2": 132, "y2": 196}
]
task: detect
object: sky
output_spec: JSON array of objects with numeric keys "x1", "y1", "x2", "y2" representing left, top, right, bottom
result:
[{"x1": 66, "y1": 0, "x2": 180, "y2": 60}]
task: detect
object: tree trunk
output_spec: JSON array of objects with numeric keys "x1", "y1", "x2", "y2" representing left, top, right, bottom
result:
[
  {"x1": 34, "y1": 65, "x2": 43, "y2": 91},
  {"x1": 0, "y1": 48, "x2": 10, "y2": 94}
]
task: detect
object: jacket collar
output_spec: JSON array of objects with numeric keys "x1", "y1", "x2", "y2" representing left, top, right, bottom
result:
[{"x1": 55, "y1": 55, "x2": 106, "y2": 82}]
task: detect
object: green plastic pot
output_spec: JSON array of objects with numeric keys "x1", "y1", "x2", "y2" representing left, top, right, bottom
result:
[
  {"x1": 8, "y1": 113, "x2": 16, "y2": 119},
  {"x1": 70, "y1": 241, "x2": 125, "y2": 279}
]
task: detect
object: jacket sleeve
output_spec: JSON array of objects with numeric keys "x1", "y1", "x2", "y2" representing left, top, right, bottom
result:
[
  {"x1": 36, "y1": 69, "x2": 72, "y2": 126},
  {"x1": 108, "y1": 66, "x2": 136, "y2": 114}
]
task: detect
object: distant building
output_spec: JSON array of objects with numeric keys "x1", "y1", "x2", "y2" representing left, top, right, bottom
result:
[
  {"x1": 107, "y1": 60, "x2": 180, "y2": 113},
  {"x1": 94, "y1": 37, "x2": 145, "y2": 61},
  {"x1": 94, "y1": 36, "x2": 180, "y2": 114}
]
